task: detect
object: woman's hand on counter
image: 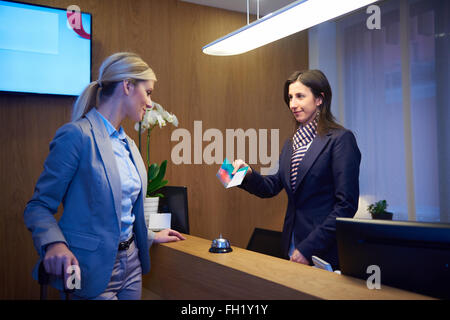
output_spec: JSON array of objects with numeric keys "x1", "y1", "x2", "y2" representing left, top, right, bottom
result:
[
  {"x1": 154, "y1": 228, "x2": 186, "y2": 244},
  {"x1": 290, "y1": 249, "x2": 310, "y2": 265}
]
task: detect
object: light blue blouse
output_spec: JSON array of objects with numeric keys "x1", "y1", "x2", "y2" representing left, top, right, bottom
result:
[{"x1": 96, "y1": 109, "x2": 141, "y2": 242}]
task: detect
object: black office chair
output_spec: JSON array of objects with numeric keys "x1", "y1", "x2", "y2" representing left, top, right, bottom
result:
[
  {"x1": 157, "y1": 186, "x2": 190, "y2": 234},
  {"x1": 246, "y1": 228, "x2": 285, "y2": 259}
]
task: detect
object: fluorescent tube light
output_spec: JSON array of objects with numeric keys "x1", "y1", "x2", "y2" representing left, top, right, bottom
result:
[{"x1": 202, "y1": 0, "x2": 379, "y2": 56}]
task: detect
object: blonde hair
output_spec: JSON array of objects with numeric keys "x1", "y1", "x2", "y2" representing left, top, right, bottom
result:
[{"x1": 72, "y1": 52, "x2": 157, "y2": 121}]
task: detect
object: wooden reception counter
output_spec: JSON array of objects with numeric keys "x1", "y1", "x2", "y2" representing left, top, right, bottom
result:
[{"x1": 142, "y1": 234, "x2": 433, "y2": 300}]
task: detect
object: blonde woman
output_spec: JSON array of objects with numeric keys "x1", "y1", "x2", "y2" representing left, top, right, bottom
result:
[{"x1": 24, "y1": 52, "x2": 185, "y2": 300}]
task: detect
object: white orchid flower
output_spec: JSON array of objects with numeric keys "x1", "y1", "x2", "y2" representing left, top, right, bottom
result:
[
  {"x1": 171, "y1": 114, "x2": 179, "y2": 127},
  {"x1": 135, "y1": 102, "x2": 178, "y2": 132},
  {"x1": 154, "y1": 102, "x2": 178, "y2": 127},
  {"x1": 153, "y1": 102, "x2": 164, "y2": 114},
  {"x1": 153, "y1": 109, "x2": 166, "y2": 128}
]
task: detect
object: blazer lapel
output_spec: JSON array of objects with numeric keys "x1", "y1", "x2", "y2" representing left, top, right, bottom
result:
[
  {"x1": 85, "y1": 109, "x2": 123, "y2": 228},
  {"x1": 292, "y1": 133, "x2": 331, "y2": 194},
  {"x1": 282, "y1": 141, "x2": 294, "y2": 194}
]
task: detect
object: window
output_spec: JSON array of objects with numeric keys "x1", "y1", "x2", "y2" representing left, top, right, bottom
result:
[{"x1": 309, "y1": 0, "x2": 450, "y2": 222}]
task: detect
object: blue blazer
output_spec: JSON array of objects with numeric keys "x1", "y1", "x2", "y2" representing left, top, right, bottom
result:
[
  {"x1": 240, "y1": 128, "x2": 361, "y2": 269},
  {"x1": 24, "y1": 108, "x2": 150, "y2": 299}
]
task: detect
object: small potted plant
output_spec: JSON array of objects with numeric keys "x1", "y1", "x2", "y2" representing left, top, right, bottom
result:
[
  {"x1": 367, "y1": 200, "x2": 393, "y2": 220},
  {"x1": 135, "y1": 102, "x2": 178, "y2": 229}
]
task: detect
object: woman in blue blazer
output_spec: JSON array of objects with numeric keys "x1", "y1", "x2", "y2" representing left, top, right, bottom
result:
[
  {"x1": 24, "y1": 52, "x2": 184, "y2": 299},
  {"x1": 233, "y1": 70, "x2": 361, "y2": 270}
]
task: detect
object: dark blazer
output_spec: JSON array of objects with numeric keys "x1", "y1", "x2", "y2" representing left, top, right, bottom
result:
[
  {"x1": 240, "y1": 128, "x2": 361, "y2": 269},
  {"x1": 24, "y1": 109, "x2": 150, "y2": 299}
]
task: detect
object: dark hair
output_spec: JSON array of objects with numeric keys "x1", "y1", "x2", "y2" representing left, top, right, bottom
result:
[{"x1": 283, "y1": 69, "x2": 343, "y2": 136}]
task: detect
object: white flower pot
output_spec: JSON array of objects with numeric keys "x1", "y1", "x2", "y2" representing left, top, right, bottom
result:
[
  {"x1": 144, "y1": 197, "x2": 159, "y2": 228},
  {"x1": 148, "y1": 213, "x2": 171, "y2": 232}
]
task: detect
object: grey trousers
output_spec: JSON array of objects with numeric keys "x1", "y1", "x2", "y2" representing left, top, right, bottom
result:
[{"x1": 64, "y1": 239, "x2": 143, "y2": 300}]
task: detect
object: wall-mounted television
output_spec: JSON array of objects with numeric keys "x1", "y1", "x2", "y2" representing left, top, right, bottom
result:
[{"x1": 0, "y1": 0, "x2": 92, "y2": 96}]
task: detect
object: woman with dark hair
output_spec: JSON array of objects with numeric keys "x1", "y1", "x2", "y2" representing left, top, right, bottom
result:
[{"x1": 232, "y1": 70, "x2": 361, "y2": 269}]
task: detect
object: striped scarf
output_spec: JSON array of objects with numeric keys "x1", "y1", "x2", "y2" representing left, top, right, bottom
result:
[{"x1": 290, "y1": 118, "x2": 318, "y2": 189}]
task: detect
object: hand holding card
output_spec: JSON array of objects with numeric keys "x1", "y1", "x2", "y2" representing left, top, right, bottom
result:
[{"x1": 216, "y1": 158, "x2": 249, "y2": 188}]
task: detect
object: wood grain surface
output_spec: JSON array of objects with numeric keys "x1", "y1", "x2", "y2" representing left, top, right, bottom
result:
[
  {"x1": 142, "y1": 234, "x2": 435, "y2": 300},
  {"x1": 0, "y1": 0, "x2": 307, "y2": 298}
]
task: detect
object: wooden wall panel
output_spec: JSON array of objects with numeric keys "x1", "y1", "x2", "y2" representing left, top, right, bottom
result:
[{"x1": 0, "y1": 0, "x2": 308, "y2": 298}]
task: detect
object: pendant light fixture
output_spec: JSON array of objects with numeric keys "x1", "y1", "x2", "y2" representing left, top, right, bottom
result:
[{"x1": 202, "y1": 0, "x2": 380, "y2": 56}]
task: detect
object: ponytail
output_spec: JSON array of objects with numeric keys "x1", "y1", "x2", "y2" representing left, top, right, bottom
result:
[{"x1": 71, "y1": 81, "x2": 101, "y2": 121}]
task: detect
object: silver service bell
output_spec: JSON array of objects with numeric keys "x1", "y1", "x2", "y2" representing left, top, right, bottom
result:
[{"x1": 209, "y1": 234, "x2": 232, "y2": 253}]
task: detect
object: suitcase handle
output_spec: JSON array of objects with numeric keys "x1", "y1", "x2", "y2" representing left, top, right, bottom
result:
[{"x1": 38, "y1": 261, "x2": 76, "y2": 300}]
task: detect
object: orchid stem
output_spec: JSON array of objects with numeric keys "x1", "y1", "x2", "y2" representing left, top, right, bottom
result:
[
  {"x1": 147, "y1": 126, "x2": 154, "y2": 170},
  {"x1": 147, "y1": 127, "x2": 150, "y2": 170}
]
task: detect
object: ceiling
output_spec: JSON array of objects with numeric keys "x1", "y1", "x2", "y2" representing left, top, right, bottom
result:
[{"x1": 180, "y1": 0, "x2": 296, "y2": 17}]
